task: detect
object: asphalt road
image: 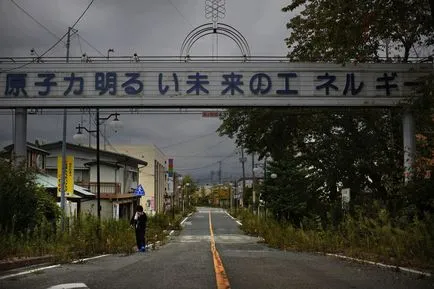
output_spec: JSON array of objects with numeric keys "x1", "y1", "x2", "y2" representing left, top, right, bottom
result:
[{"x1": 0, "y1": 207, "x2": 432, "y2": 289}]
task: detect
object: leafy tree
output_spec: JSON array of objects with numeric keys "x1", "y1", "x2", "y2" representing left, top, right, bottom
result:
[
  {"x1": 262, "y1": 154, "x2": 315, "y2": 225},
  {"x1": 218, "y1": 0, "x2": 434, "y2": 223},
  {"x1": 242, "y1": 187, "x2": 253, "y2": 208},
  {"x1": 219, "y1": 108, "x2": 404, "y2": 220},
  {"x1": 0, "y1": 159, "x2": 60, "y2": 234},
  {"x1": 282, "y1": 0, "x2": 433, "y2": 62}
]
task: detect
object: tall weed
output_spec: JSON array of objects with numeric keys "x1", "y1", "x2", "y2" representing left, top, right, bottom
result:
[
  {"x1": 0, "y1": 212, "x2": 181, "y2": 261},
  {"x1": 234, "y1": 209, "x2": 434, "y2": 270}
]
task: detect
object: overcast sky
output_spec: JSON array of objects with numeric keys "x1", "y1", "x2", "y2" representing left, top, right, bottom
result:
[{"x1": 0, "y1": 0, "x2": 291, "y2": 183}]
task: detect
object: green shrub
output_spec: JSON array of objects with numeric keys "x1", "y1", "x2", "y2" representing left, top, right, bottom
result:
[{"x1": 0, "y1": 160, "x2": 59, "y2": 234}]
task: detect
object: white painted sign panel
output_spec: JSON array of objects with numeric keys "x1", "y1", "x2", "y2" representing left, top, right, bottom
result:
[
  {"x1": 341, "y1": 188, "x2": 350, "y2": 204},
  {"x1": 0, "y1": 62, "x2": 430, "y2": 107},
  {"x1": 167, "y1": 177, "x2": 174, "y2": 196}
]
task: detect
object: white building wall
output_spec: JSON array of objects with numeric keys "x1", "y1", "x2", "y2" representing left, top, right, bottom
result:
[
  {"x1": 114, "y1": 144, "x2": 167, "y2": 215},
  {"x1": 80, "y1": 200, "x2": 98, "y2": 216}
]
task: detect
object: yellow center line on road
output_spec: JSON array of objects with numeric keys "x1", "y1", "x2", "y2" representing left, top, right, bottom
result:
[{"x1": 209, "y1": 211, "x2": 231, "y2": 289}]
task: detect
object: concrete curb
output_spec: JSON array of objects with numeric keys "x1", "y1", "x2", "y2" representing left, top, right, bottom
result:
[
  {"x1": 71, "y1": 254, "x2": 111, "y2": 264},
  {"x1": 0, "y1": 254, "x2": 112, "y2": 280},
  {"x1": 325, "y1": 253, "x2": 432, "y2": 277},
  {"x1": 0, "y1": 264, "x2": 61, "y2": 280},
  {"x1": 0, "y1": 255, "x2": 55, "y2": 272},
  {"x1": 225, "y1": 211, "x2": 243, "y2": 226},
  {"x1": 180, "y1": 212, "x2": 194, "y2": 226}
]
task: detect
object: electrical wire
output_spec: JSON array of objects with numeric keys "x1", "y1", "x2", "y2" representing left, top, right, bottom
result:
[
  {"x1": 167, "y1": 0, "x2": 194, "y2": 28},
  {"x1": 161, "y1": 131, "x2": 218, "y2": 149},
  {"x1": 2, "y1": 0, "x2": 95, "y2": 73},
  {"x1": 10, "y1": 0, "x2": 105, "y2": 59},
  {"x1": 169, "y1": 139, "x2": 228, "y2": 158},
  {"x1": 9, "y1": 0, "x2": 65, "y2": 45},
  {"x1": 77, "y1": 35, "x2": 83, "y2": 55},
  {"x1": 175, "y1": 152, "x2": 236, "y2": 171},
  {"x1": 77, "y1": 33, "x2": 105, "y2": 57}
]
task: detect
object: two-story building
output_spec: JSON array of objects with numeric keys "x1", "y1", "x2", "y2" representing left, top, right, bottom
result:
[
  {"x1": 1, "y1": 142, "x2": 95, "y2": 216},
  {"x1": 40, "y1": 141, "x2": 147, "y2": 220},
  {"x1": 112, "y1": 144, "x2": 167, "y2": 215}
]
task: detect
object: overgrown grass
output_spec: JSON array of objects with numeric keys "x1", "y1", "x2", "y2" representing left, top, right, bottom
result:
[
  {"x1": 0, "y1": 211, "x2": 187, "y2": 262},
  {"x1": 231, "y1": 209, "x2": 434, "y2": 271}
]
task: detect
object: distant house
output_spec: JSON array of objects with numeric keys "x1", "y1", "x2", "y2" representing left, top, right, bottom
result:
[
  {"x1": 1, "y1": 142, "x2": 49, "y2": 171},
  {"x1": 40, "y1": 141, "x2": 147, "y2": 220},
  {"x1": 35, "y1": 173, "x2": 95, "y2": 217},
  {"x1": 1, "y1": 143, "x2": 95, "y2": 216}
]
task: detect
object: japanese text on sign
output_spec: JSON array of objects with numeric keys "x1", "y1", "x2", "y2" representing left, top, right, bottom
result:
[{"x1": 2, "y1": 70, "x2": 422, "y2": 98}]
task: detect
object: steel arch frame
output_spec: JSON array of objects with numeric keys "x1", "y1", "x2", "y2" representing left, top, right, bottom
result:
[{"x1": 180, "y1": 22, "x2": 251, "y2": 59}]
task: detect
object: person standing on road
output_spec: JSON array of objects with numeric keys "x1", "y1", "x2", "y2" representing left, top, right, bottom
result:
[{"x1": 130, "y1": 205, "x2": 148, "y2": 252}]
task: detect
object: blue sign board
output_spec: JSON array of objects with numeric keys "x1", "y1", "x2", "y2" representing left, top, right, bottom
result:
[{"x1": 134, "y1": 184, "x2": 145, "y2": 196}]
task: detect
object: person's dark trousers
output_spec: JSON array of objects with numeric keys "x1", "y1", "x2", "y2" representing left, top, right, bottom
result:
[{"x1": 136, "y1": 229, "x2": 146, "y2": 251}]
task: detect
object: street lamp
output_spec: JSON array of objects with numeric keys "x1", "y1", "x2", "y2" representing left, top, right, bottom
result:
[
  {"x1": 107, "y1": 48, "x2": 114, "y2": 60},
  {"x1": 73, "y1": 110, "x2": 122, "y2": 220},
  {"x1": 262, "y1": 172, "x2": 277, "y2": 220},
  {"x1": 253, "y1": 158, "x2": 277, "y2": 219},
  {"x1": 253, "y1": 165, "x2": 263, "y2": 212}
]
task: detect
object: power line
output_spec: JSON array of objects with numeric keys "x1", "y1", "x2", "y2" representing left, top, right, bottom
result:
[
  {"x1": 10, "y1": 0, "x2": 105, "y2": 58},
  {"x1": 175, "y1": 152, "x2": 236, "y2": 171},
  {"x1": 167, "y1": 0, "x2": 194, "y2": 28},
  {"x1": 2, "y1": 0, "x2": 95, "y2": 73},
  {"x1": 77, "y1": 35, "x2": 83, "y2": 54},
  {"x1": 161, "y1": 131, "x2": 218, "y2": 149},
  {"x1": 170, "y1": 139, "x2": 228, "y2": 158},
  {"x1": 9, "y1": 0, "x2": 65, "y2": 45},
  {"x1": 77, "y1": 33, "x2": 105, "y2": 57}
]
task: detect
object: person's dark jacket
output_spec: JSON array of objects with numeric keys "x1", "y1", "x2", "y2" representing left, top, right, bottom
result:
[{"x1": 130, "y1": 212, "x2": 147, "y2": 231}]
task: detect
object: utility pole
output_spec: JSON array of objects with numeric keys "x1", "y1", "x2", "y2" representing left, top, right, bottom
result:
[
  {"x1": 234, "y1": 177, "x2": 238, "y2": 210},
  {"x1": 96, "y1": 108, "x2": 101, "y2": 220},
  {"x1": 259, "y1": 158, "x2": 267, "y2": 219},
  {"x1": 218, "y1": 161, "x2": 222, "y2": 208},
  {"x1": 60, "y1": 27, "x2": 72, "y2": 231},
  {"x1": 218, "y1": 161, "x2": 222, "y2": 184},
  {"x1": 385, "y1": 38, "x2": 390, "y2": 62},
  {"x1": 240, "y1": 148, "x2": 246, "y2": 207},
  {"x1": 172, "y1": 172, "x2": 175, "y2": 219},
  {"x1": 252, "y1": 153, "x2": 255, "y2": 207}
]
